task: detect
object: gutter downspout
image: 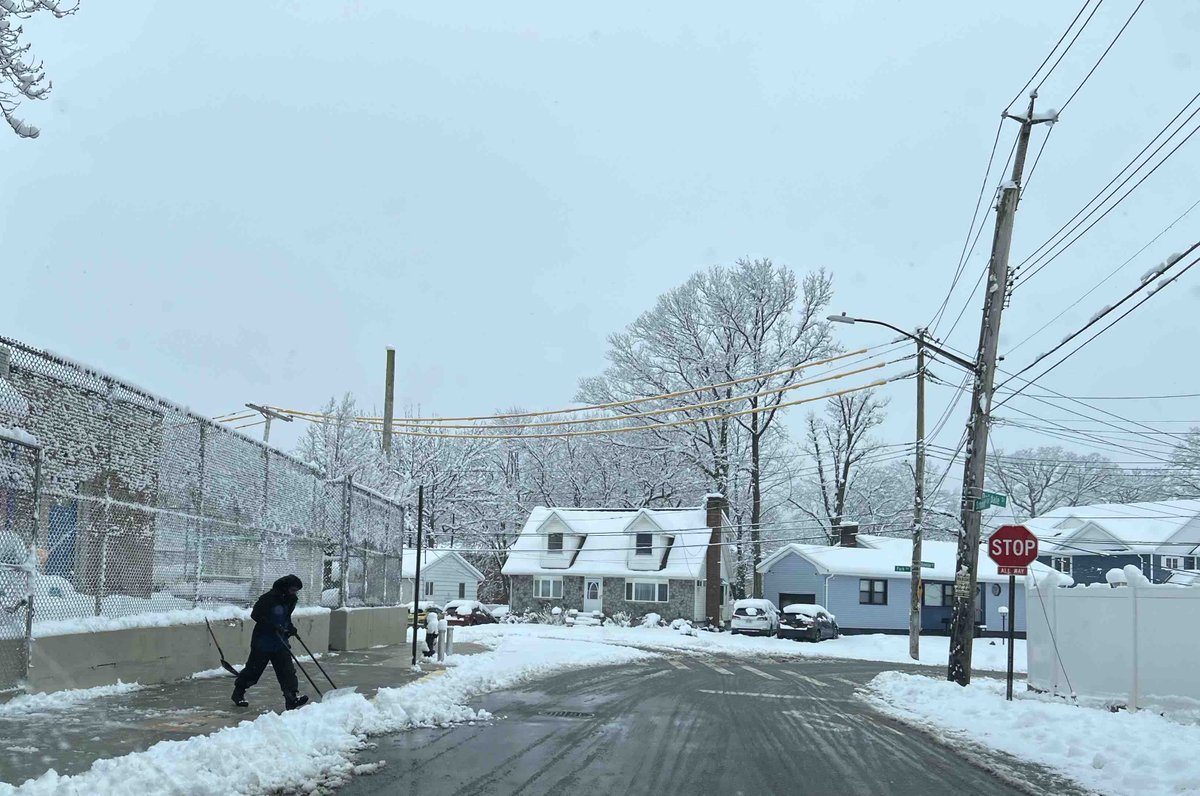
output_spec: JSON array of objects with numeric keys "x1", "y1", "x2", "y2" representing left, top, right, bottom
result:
[{"x1": 824, "y1": 574, "x2": 832, "y2": 610}]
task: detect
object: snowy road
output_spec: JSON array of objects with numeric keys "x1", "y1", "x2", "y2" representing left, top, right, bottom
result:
[{"x1": 337, "y1": 656, "x2": 1081, "y2": 796}]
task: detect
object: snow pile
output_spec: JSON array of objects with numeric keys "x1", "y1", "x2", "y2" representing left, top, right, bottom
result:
[
  {"x1": 0, "y1": 426, "x2": 36, "y2": 447},
  {"x1": 0, "y1": 682, "x2": 142, "y2": 718},
  {"x1": 0, "y1": 635, "x2": 653, "y2": 795},
  {"x1": 456, "y1": 623, "x2": 1027, "y2": 671},
  {"x1": 866, "y1": 672, "x2": 1200, "y2": 796}
]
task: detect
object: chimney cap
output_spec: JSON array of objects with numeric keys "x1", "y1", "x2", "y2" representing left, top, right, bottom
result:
[{"x1": 704, "y1": 492, "x2": 724, "y2": 500}]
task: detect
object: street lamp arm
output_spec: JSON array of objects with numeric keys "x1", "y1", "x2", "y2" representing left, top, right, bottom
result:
[{"x1": 827, "y1": 314, "x2": 976, "y2": 372}]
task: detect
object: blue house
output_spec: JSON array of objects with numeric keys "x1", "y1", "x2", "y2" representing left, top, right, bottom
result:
[
  {"x1": 758, "y1": 533, "x2": 1047, "y2": 637},
  {"x1": 1027, "y1": 499, "x2": 1200, "y2": 586}
]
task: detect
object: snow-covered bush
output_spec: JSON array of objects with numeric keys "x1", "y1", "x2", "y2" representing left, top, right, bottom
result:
[
  {"x1": 640, "y1": 612, "x2": 664, "y2": 628},
  {"x1": 609, "y1": 611, "x2": 632, "y2": 628},
  {"x1": 670, "y1": 618, "x2": 697, "y2": 636}
]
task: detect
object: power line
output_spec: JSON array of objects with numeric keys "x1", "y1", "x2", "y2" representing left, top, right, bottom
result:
[
  {"x1": 1006, "y1": 196, "x2": 1200, "y2": 356},
  {"x1": 1005, "y1": 0, "x2": 1098, "y2": 111},
  {"x1": 1058, "y1": 0, "x2": 1147, "y2": 113},
  {"x1": 1014, "y1": 91, "x2": 1200, "y2": 289}
]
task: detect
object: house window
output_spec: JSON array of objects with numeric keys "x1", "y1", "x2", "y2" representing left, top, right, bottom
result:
[
  {"x1": 1162, "y1": 556, "x2": 1184, "y2": 571},
  {"x1": 458, "y1": 582, "x2": 466, "y2": 599},
  {"x1": 547, "y1": 532, "x2": 564, "y2": 553},
  {"x1": 923, "y1": 583, "x2": 954, "y2": 607},
  {"x1": 1188, "y1": 556, "x2": 1198, "y2": 570},
  {"x1": 586, "y1": 581, "x2": 600, "y2": 600},
  {"x1": 534, "y1": 577, "x2": 563, "y2": 599},
  {"x1": 625, "y1": 579, "x2": 669, "y2": 602},
  {"x1": 1051, "y1": 556, "x2": 1072, "y2": 575},
  {"x1": 424, "y1": 581, "x2": 434, "y2": 597},
  {"x1": 635, "y1": 533, "x2": 654, "y2": 556},
  {"x1": 859, "y1": 579, "x2": 888, "y2": 605}
]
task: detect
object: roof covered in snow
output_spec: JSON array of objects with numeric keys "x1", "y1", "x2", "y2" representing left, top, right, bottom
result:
[
  {"x1": 501, "y1": 505, "x2": 730, "y2": 579},
  {"x1": 400, "y1": 549, "x2": 484, "y2": 581},
  {"x1": 757, "y1": 534, "x2": 1051, "y2": 583},
  {"x1": 1027, "y1": 500, "x2": 1200, "y2": 555}
]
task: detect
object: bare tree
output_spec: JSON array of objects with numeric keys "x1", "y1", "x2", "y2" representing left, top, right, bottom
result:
[
  {"x1": 1, "y1": 1, "x2": 78, "y2": 138},
  {"x1": 797, "y1": 389, "x2": 888, "y2": 541},
  {"x1": 1170, "y1": 430, "x2": 1200, "y2": 498}
]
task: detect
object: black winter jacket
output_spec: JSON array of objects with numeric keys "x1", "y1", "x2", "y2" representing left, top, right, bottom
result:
[{"x1": 250, "y1": 574, "x2": 302, "y2": 652}]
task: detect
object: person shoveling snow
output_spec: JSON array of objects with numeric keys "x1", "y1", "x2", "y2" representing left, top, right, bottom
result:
[
  {"x1": 231, "y1": 574, "x2": 309, "y2": 710},
  {"x1": 423, "y1": 609, "x2": 440, "y2": 658}
]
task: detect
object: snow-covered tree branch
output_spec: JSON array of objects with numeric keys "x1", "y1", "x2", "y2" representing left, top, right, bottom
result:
[{"x1": 0, "y1": 0, "x2": 77, "y2": 138}]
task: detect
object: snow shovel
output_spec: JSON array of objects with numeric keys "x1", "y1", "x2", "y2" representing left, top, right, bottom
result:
[
  {"x1": 277, "y1": 630, "x2": 356, "y2": 702},
  {"x1": 205, "y1": 618, "x2": 241, "y2": 677},
  {"x1": 292, "y1": 630, "x2": 357, "y2": 701}
]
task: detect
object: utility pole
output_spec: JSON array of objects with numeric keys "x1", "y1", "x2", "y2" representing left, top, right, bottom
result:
[
  {"x1": 947, "y1": 92, "x2": 1055, "y2": 685},
  {"x1": 245, "y1": 403, "x2": 292, "y2": 444},
  {"x1": 382, "y1": 346, "x2": 396, "y2": 458},
  {"x1": 410, "y1": 484, "x2": 424, "y2": 667},
  {"x1": 909, "y1": 331, "x2": 926, "y2": 661}
]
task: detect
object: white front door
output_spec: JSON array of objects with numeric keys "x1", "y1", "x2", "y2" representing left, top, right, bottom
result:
[{"x1": 583, "y1": 579, "x2": 603, "y2": 614}]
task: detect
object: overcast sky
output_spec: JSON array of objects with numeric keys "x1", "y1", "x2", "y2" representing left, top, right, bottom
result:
[{"x1": 4, "y1": 1, "x2": 1198, "y2": 474}]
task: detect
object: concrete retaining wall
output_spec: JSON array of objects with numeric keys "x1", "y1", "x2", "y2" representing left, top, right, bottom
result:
[
  {"x1": 328, "y1": 606, "x2": 409, "y2": 651},
  {"x1": 27, "y1": 610, "x2": 331, "y2": 694}
]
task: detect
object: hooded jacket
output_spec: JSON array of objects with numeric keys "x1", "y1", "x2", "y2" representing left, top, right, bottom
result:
[{"x1": 250, "y1": 574, "x2": 302, "y2": 652}]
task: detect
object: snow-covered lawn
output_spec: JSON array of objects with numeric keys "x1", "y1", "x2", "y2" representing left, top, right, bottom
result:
[
  {"x1": 866, "y1": 672, "x2": 1200, "y2": 796},
  {"x1": 0, "y1": 635, "x2": 655, "y2": 795},
  {"x1": 458, "y1": 623, "x2": 1027, "y2": 672}
]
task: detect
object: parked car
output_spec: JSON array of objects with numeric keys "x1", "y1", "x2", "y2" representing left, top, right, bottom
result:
[
  {"x1": 778, "y1": 604, "x2": 840, "y2": 642},
  {"x1": 444, "y1": 599, "x2": 497, "y2": 626},
  {"x1": 407, "y1": 601, "x2": 442, "y2": 624},
  {"x1": 729, "y1": 598, "x2": 780, "y2": 637},
  {"x1": 485, "y1": 604, "x2": 511, "y2": 621}
]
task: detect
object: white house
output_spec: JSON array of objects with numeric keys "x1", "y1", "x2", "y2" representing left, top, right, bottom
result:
[
  {"x1": 758, "y1": 531, "x2": 1052, "y2": 636},
  {"x1": 502, "y1": 495, "x2": 735, "y2": 624},
  {"x1": 402, "y1": 549, "x2": 485, "y2": 606}
]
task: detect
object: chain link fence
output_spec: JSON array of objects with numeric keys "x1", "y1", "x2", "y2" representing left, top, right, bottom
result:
[{"x1": 0, "y1": 336, "x2": 405, "y2": 691}]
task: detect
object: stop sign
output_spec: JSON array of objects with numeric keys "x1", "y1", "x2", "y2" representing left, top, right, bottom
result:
[{"x1": 988, "y1": 524, "x2": 1039, "y2": 575}]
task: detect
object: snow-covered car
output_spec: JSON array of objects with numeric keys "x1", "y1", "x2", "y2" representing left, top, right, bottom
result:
[
  {"x1": 443, "y1": 599, "x2": 497, "y2": 626},
  {"x1": 485, "y1": 604, "x2": 510, "y2": 620},
  {"x1": 778, "y1": 603, "x2": 839, "y2": 642},
  {"x1": 729, "y1": 598, "x2": 780, "y2": 637}
]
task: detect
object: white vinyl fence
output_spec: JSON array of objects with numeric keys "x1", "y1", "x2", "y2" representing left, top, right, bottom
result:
[{"x1": 1027, "y1": 566, "x2": 1200, "y2": 712}]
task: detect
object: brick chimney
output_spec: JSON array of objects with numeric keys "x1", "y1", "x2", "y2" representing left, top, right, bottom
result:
[
  {"x1": 705, "y1": 493, "x2": 726, "y2": 627},
  {"x1": 837, "y1": 522, "x2": 859, "y2": 548}
]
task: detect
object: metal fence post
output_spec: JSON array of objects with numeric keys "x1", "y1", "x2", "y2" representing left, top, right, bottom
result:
[
  {"x1": 194, "y1": 424, "x2": 207, "y2": 607},
  {"x1": 24, "y1": 446, "x2": 43, "y2": 682},
  {"x1": 338, "y1": 476, "x2": 351, "y2": 609},
  {"x1": 95, "y1": 531, "x2": 108, "y2": 617}
]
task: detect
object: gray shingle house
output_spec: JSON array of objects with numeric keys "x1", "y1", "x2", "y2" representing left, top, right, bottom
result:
[
  {"x1": 402, "y1": 549, "x2": 485, "y2": 606},
  {"x1": 502, "y1": 496, "x2": 734, "y2": 624},
  {"x1": 1026, "y1": 500, "x2": 1200, "y2": 585}
]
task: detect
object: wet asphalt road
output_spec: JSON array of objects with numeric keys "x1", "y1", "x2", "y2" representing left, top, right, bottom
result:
[{"x1": 338, "y1": 656, "x2": 1080, "y2": 796}]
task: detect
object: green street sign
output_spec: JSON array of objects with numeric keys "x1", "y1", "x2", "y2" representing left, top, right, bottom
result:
[
  {"x1": 975, "y1": 491, "x2": 1008, "y2": 510},
  {"x1": 895, "y1": 562, "x2": 934, "y2": 572}
]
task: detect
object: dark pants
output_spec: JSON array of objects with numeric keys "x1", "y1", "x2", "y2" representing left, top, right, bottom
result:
[
  {"x1": 424, "y1": 633, "x2": 438, "y2": 657},
  {"x1": 234, "y1": 646, "x2": 298, "y2": 696}
]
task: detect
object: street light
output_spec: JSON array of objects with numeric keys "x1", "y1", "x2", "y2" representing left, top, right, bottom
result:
[{"x1": 827, "y1": 312, "x2": 976, "y2": 662}]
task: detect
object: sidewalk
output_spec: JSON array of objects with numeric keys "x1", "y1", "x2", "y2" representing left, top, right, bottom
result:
[{"x1": 0, "y1": 641, "x2": 487, "y2": 788}]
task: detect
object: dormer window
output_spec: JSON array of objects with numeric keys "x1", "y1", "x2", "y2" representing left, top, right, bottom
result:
[
  {"x1": 636, "y1": 533, "x2": 653, "y2": 556},
  {"x1": 548, "y1": 532, "x2": 564, "y2": 553}
]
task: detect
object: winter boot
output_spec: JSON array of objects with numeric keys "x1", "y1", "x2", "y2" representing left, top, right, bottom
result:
[
  {"x1": 284, "y1": 693, "x2": 310, "y2": 710},
  {"x1": 231, "y1": 688, "x2": 248, "y2": 708}
]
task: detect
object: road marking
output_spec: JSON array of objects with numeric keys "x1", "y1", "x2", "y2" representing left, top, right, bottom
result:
[
  {"x1": 668, "y1": 658, "x2": 689, "y2": 670},
  {"x1": 831, "y1": 675, "x2": 862, "y2": 688},
  {"x1": 698, "y1": 689, "x2": 807, "y2": 700},
  {"x1": 739, "y1": 665, "x2": 779, "y2": 681},
  {"x1": 783, "y1": 671, "x2": 825, "y2": 687},
  {"x1": 703, "y1": 661, "x2": 735, "y2": 676}
]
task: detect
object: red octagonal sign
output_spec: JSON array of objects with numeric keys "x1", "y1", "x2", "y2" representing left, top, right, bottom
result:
[{"x1": 988, "y1": 524, "x2": 1039, "y2": 575}]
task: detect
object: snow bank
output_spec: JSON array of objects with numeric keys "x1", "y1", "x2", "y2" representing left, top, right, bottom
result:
[
  {"x1": 866, "y1": 672, "x2": 1200, "y2": 796},
  {"x1": 0, "y1": 635, "x2": 653, "y2": 794},
  {"x1": 456, "y1": 624, "x2": 1026, "y2": 672},
  {"x1": 0, "y1": 426, "x2": 36, "y2": 447},
  {"x1": 0, "y1": 682, "x2": 142, "y2": 719}
]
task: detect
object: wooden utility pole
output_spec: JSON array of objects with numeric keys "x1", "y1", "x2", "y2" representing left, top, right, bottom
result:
[
  {"x1": 245, "y1": 403, "x2": 292, "y2": 444},
  {"x1": 410, "y1": 484, "x2": 425, "y2": 667},
  {"x1": 909, "y1": 333, "x2": 926, "y2": 661},
  {"x1": 382, "y1": 346, "x2": 396, "y2": 458},
  {"x1": 947, "y1": 92, "x2": 1055, "y2": 685}
]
